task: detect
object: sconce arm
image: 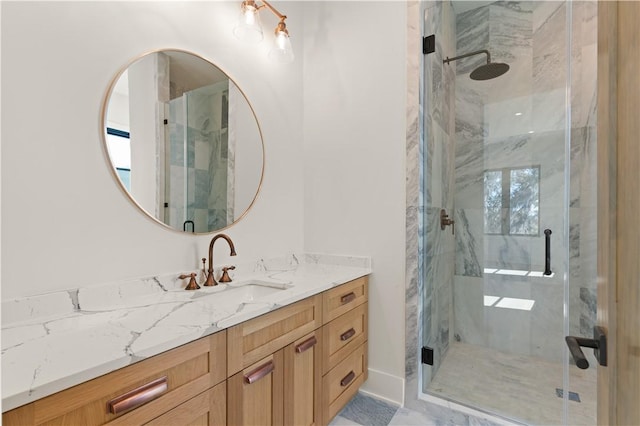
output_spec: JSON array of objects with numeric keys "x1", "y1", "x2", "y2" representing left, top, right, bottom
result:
[{"x1": 259, "y1": 0, "x2": 286, "y2": 21}]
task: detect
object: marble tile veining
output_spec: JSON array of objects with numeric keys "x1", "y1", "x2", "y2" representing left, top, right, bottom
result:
[{"x1": 455, "y1": 6, "x2": 490, "y2": 74}]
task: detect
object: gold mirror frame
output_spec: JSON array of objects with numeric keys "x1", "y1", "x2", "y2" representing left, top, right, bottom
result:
[{"x1": 100, "y1": 49, "x2": 265, "y2": 235}]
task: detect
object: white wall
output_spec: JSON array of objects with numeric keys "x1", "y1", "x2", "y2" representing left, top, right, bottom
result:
[
  {"x1": 302, "y1": 2, "x2": 407, "y2": 404},
  {"x1": 230, "y1": 82, "x2": 263, "y2": 218},
  {"x1": 1, "y1": 1, "x2": 304, "y2": 299}
]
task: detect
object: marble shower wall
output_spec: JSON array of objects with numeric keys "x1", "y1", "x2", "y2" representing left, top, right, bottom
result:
[
  {"x1": 421, "y1": 0, "x2": 457, "y2": 386},
  {"x1": 167, "y1": 81, "x2": 231, "y2": 233},
  {"x1": 452, "y1": 1, "x2": 597, "y2": 362}
]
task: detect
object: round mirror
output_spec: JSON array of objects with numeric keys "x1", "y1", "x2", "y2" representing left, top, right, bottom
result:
[{"x1": 102, "y1": 49, "x2": 264, "y2": 234}]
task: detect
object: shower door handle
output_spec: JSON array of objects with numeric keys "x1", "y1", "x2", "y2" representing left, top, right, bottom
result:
[
  {"x1": 566, "y1": 326, "x2": 607, "y2": 369},
  {"x1": 544, "y1": 229, "x2": 552, "y2": 275}
]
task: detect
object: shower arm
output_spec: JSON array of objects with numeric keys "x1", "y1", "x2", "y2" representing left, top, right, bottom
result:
[{"x1": 443, "y1": 49, "x2": 491, "y2": 65}]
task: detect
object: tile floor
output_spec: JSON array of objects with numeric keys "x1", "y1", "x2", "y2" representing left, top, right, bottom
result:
[
  {"x1": 426, "y1": 343, "x2": 597, "y2": 425},
  {"x1": 330, "y1": 393, "x2": 506, "y2": 426}
]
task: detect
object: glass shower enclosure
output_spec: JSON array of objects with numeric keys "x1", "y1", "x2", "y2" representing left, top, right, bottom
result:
[
  {"x1": 164, "y1": 81, "x2": 233, "y2": 233},
  {"x1": 419, "y1": 1, "x2": 598, "y2": 424}
]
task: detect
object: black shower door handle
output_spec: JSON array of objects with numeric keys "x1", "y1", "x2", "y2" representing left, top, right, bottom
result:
[
  {"x1": 565, "y1": 326, "x2": 607, "y2": 369},
  {"x1": 544, "y1": 229, "x2": 552, "y2": 275}
]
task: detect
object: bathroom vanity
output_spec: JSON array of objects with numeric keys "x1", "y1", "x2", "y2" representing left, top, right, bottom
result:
[{"x1": 2, "y1": 256, "x2": 370, "y2": 426}]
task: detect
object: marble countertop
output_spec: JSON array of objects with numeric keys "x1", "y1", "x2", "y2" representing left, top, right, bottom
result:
[{"x1": 1, "y1": 253, "x2": 371, "y2": 412}]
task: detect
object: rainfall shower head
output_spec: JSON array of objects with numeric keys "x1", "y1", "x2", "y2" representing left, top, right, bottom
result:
[
  {"x1": 470, "y1": 61, "x2": 510, "y2": 80},
  {"x1": 443, "y1": 49, "x2": 509, "y2": 81}
]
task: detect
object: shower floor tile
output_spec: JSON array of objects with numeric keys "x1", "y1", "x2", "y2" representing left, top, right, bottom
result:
[{"x1": 426, "y1": 342, "x2": 597, "y2": 425}]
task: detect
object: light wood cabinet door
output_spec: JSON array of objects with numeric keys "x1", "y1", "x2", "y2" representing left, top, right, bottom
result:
[
  {"x1": 283, "y1": 331, "x2": 322, "y2": 426},
  {"x1": 227, "y1": 351, "x2": 284, "y2": 426},
  {"x1": 144, "y1": 383, "x2": 225, "y2": 426}
]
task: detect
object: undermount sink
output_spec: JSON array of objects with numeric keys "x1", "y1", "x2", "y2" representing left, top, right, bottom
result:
[
  {"x1": 226, "y1": 280, "x2": 290, "y2": 303},
  {"x1": 226, "y1": 284, "x2": 283, "y2": 302}
]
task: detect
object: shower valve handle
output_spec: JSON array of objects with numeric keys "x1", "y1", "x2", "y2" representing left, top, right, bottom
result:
[{"x1": 440, "y1": 209, "x2": 455, "y2": 234}]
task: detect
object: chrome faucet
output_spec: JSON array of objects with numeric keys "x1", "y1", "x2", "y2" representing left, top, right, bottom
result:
[{"x1": 204, "y1": 233, "x2": 237, "y2": 286}]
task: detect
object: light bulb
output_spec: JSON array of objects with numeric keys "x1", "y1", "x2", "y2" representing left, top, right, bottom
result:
[
  {"x1": 269, "y1": 27, "x2": 294, "y2": 63},
  {"x1": 233, "y1": 2, "x2": 263, "y2": 43},
  {"x1": 275, "y1": 31, "x2": 288, "y2": 50}
]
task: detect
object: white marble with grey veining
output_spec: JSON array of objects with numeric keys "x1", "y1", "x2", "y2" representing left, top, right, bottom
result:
[{"x1": 1, "y1": 254, "x2": 371, "y2": 411}]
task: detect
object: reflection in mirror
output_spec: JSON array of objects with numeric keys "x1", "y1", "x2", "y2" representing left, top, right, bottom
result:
[{"x1": 104, "y1": 50, "x2": 263, "y2": 234}]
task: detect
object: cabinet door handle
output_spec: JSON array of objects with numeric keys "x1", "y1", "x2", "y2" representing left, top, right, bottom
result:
[
  {"x1": 340, "y1": 292, "x2": 356, "y2": 304},
  {"x1": 244, "y1": 360, "x2": 275, "y2": 384},
  {"x1": 107, "y1": 376, "x2": 168, "y2": 415},
  {"x1": 295, "y1": 336, "x2": 318, "y2": 354},
  {"x1": 340, "y1": 328, "x2": 356, "y2": 341},
  {"x1": 340, "y1": 371, "x2": 356, "y2": 387}
]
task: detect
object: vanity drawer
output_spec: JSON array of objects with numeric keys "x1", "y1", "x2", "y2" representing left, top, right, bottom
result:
[
  {"x1": 322, "y1": 276, "x2": 368, "y2": 323},
  {"x1": 322, "y1": 302, "x2": 368, "y2": 374},
  {"x1": 227, "y1": 294, "x2": 322, "y2": 376},
  {"x1": 3, "y1": 332, "x2": 226, "y2": 426},
  {"x1": 322, "y1": 343, "x2": 367, "y2": 424}
]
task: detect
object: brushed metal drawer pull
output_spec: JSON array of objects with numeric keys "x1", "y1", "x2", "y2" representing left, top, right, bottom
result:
[
  {"x1": 340, "y1": 292, "x2": 356, "y2": 304},
  {"x1": 340, "y1": 371, "x2": 356, "y2": 387},
  {"x1": 340, "y1": 328, "x2": 356, "y2": 341},
  {"x1": 244, "y1": 360, "x2": 275, "y2": 384},
  {"x1": 107, "y1": 376, "x2": 168, "y2": 415},
  {"x1": 295, "y1": 336, "x2": 318, "y2": 354}
]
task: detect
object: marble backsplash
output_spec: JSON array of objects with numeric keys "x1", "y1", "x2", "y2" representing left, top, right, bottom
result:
[{"x1": 1, "y1": 253, "x2": 371, "y2": 326}]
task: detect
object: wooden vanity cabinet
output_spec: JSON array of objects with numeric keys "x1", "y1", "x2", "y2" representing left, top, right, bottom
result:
[
  {"x1": 226, "y1": 296, "x2": 323, "y2": 426},
  {"x1": 226, "y1": 276, "x2": 368, "y2": 426},
  {"x1": 321, "y1": 277, "x2": 369, "y2": 425},
  {"x1": 2, "y1": 331, "x2": 227, "y2": 426}
]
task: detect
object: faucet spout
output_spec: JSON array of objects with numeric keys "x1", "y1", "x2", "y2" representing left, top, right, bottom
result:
[{"x1": 204, "y1": 233, "x2": 237, "y2": 286}]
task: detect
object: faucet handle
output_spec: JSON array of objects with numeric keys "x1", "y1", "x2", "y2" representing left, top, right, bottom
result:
[
  {"x1": 179, "y1": 273, "x2": 200, "y2": 291},
  {"x1": 220, "y1": 266, "x2": 236, "y2": 283}
]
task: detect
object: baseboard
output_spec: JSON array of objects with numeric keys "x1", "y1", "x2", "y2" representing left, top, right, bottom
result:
[{"x1": 360, "y1": 368, "x2": 405, "y2": 406}]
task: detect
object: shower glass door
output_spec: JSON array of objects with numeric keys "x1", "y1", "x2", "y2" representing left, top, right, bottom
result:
[
  {"x1": 419, "y1": 1, "x2": 598, "y2": 424},
  {"x1": 165, "y1": 81, "x2": 231, "y2": 233}
]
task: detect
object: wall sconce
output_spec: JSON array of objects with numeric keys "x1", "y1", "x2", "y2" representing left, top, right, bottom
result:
[{"x1": 233, "y1": 0, "x2": 294, "y2": 63}]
